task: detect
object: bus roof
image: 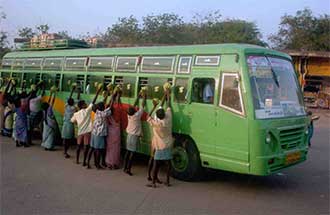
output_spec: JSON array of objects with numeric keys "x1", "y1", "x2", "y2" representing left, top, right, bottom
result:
[{"x1": 3, "y1": 43, "x2": 291, "y2": 60}]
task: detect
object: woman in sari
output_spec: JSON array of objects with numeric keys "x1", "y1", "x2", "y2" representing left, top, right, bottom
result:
[
  {"x1": 106, "y1": 88, "x2": 122, "y2": 169},
  {"x1": 41, "y1": 91, "x2": 57, "y2": 151}
]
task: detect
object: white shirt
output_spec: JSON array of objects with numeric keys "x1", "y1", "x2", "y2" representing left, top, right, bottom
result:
[
  {"x1": 147, "y1": 107, "x2": 173, "y2": 150},
  {"x1": 126, "y1": 108, "x2": 144, "y2": 136},
  {"x1": 71, "y1": 104, "x2": 93, "y2": 136}
]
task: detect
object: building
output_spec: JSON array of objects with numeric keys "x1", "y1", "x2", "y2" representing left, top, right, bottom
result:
[{"x1": 285, "y1": 50, "x2": 330, "y2": 109}]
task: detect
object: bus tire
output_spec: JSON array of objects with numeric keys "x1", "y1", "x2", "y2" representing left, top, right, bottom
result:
[{"x1": 171, "y1": 135, "x2": 203, "y2": 181}]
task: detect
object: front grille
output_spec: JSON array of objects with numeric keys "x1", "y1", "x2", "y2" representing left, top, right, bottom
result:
[{"x1": 279, "y1": 126, "x2": 304, "y2": 150}]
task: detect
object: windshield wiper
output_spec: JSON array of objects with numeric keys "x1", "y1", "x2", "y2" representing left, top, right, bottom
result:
[{"x1": 266, "y1": 57, "x2": 280, "y2": 88}]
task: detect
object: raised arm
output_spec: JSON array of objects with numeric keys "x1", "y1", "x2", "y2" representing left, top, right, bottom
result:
[
  {"x1": 92, "y1": 84, "x2": 103, "y2": 105},
  {"x1": 51, "y1": 92, "x2": 56, "y2": 107},
  {"x1": 166, "y1": 90, "x2": 171, "y2": 108},
  {"x1": 69, "y1": 84, "x2": 77, "y2": 99},
  {"x1": 76, "y1": 87, "x2": 81, "y2": 101}
]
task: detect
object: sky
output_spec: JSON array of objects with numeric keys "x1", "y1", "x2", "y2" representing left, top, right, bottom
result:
[{"x1": 1, "y1": 0, "x2": 330, "y2": 46}]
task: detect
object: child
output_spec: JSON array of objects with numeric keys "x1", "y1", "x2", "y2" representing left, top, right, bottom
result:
[
  {"x1": 87, "y1": 99, "x2": 112, "y2": 169},
  {"x1": 41, "y1": 90, "x2": 57, "y2": 150},
  {"x1": 71, "y1": 85, "x2": 102, "y2": 166},
  {"x1": 123, "y1": 91, "x2": 146, "y2": 176},
  {"x1": 147, "y1": 89, "x2": 173, "y2": 188},
  {"x1": 62, "y1": 84, "x2": 77, "y2": 158}
]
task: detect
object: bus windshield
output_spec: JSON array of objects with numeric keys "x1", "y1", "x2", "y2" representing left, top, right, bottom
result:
[{"x1": 247, "y1": 56, "x2": 305, "y2": 119}]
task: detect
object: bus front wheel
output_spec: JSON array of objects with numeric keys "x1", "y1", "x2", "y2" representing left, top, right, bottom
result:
[{"x1": 171, "y1": 135, "x2": 203, "y2": 181}]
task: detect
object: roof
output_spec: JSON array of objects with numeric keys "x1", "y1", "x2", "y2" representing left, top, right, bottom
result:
[
  {"x1": 283, "y1": 50, "x2": 330, "y2": 58},
  {"x1": 3, "y1": 43, "x2": 291, "y2": 60}
]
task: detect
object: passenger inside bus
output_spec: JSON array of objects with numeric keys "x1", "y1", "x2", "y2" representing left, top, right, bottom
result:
[{"x1": 192, "y1": 78, "x2": 215, "y2": 104}]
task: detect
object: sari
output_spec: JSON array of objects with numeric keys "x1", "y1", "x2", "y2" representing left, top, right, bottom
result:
[
  {"x1": 15, "y1": 107, "x2": 28, "y2": 143},
  {"x1": 105, "y1": 116, "x2": 121, "y2": 166},
  {"x1": 41, "y1": 107, "x2": 57, "y2": 149}
]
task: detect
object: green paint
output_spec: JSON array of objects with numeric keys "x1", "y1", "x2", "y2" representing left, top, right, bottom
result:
[{"x1": 1, "y1": 44, "x2": 308, "y2": 177}]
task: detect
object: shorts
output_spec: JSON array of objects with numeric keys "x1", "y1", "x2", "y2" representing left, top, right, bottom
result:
[
  {"x1": 90, "y1": 134, "x2": 106, "y2": 149},
  {"x1": 154, "y1": 148, "x2": 172, "y2": 160},
  {"x1": 77, "y1": 132, "x2": 91, "y2": 146},
  {"x1": 126, "y1": 134, "x2": 139, "y2": 152}
]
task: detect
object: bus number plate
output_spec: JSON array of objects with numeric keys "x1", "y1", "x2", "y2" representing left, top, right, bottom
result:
[{"x1": 285, "y1": 152, "x2": 301, "y2": 165}]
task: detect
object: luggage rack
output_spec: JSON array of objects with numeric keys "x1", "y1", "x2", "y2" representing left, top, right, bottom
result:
[{"x1": 19, "y1": 39, "x2": 90, "y2": 51}]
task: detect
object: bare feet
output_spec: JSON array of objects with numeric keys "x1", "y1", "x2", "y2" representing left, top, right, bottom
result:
[
  {"x1": 64, "y1": 153, "x2": 70, "y2": 159},
  {"x1": 147, "y1": 176, "x2": 152, "y2": 181},
  {"x1": 164, "y1": 182, "x2": 171, "y2": 187},
  {"x1": 156, "y1": 178, "x2": 163, "y2": 184},
  {"x1": 146, "y1": 183, "x2": 156, "y2": 188}
]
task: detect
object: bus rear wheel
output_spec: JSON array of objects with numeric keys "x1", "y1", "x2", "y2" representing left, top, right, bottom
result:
[{"x1": 171, "y1": 135, "x2": 203, "y2": 181}]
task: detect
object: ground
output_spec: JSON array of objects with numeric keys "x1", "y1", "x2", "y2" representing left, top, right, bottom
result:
[{"x1": 1, "y1": 110, "x2": 329, "y2": 215}]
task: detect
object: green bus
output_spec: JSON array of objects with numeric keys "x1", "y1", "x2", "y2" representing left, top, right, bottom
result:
[{"x1": 0, "y1": 43, "x2": 309, "y2": 181}]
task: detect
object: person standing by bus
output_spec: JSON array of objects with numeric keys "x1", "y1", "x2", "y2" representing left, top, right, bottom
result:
[
  {"x1": 123, "y1": 91, "x2": 146, "y2": 176},
  {"x1": 61, "y1": 84, "x2": 78, "y2": 158},
  {"x1": 71, "y1": 85, "x2": 102, "y2": 166},
  {"x1": 87, "y1": 99, "x2": 113, "y2": 169},
  {"x1": 27, "y1": 82, "x2": 45, "y2": 145},
  {"x1": 147, "y1": 89, "x2": 173, "y2": 188},
  {"x1": 41, "y1": 90, "x2": 57, "y2": 151},
  {"x1": 106, "y1": 86, "x2": 122, "y2": 170}
]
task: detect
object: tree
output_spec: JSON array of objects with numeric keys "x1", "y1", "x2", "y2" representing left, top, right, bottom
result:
[
  {"x1": 269, "y1": 8, "x2": 330, "y2": 51},
  {"x1": 142, "y1": 13, "x2": 187, "y2": 44},
  {"x1": 103, "y1": 16, "x2": 142, "y2": 45},
  {"x1": 0, "y1": 7, "x2": 10, "y2": 58},
  {"x1": 18, "y1": 27, "x2": 35, "y2": 39},
  {"x1": 36, "y1": 24, "x2": 50, "y2": 34},
  {"x1": 57, "y1": 30, "x2": 72, "y2": 39}
]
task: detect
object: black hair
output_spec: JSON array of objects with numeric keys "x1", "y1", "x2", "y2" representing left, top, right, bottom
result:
[
  {"x1": 77, "y1": 100, "x2": 86, "y2": 110},
  {"x1": 67, "y1": 98, "x2": 74, "y2": 106},
  {"x1": 41, "y1": 102, "x2": 49, "y2": 111},
  {"x1": 97, "y1": 102, "x2": 105, "y2": 111},
  {"x1": 156, "y1": 108, "x2": 165, "y2": 120},
  {"x1": 127, "y1": 106, "x2": 136, "y2": 116}
]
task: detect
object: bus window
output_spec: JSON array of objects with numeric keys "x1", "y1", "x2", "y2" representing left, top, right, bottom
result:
[
  {"x1": 43, "y1": 58, "x2": 63, "y2": 71},
  {"x1": 25, "y1": 58, "x2": 43, "y2": 70},
  {"x1": 219, "y1": 73, "x2": 243, "y2": 114},
  {"x1": 116, "y1": 57, "x2": 138, "y2": 72},
  {"x1": 42, "y1": 73, "x2": 61, "y2": 90},
  {"x1": 24, "y1": 73, "x2": 41, "y2": 88},
  {"x1": 89, "y1": 57, "x2": 114, "y2": 72},
  {"x1": 139, "y1": 77, "x2": 173, "y2": 100},
  {"x1": 86, "y1": 75, "x2": 112, "y2": 94},
  {"x1": 174, "y1": 78, "x2": 189, "y2": 103},
  {"x1": 62, "y1": 74, "x2": 85, "y2": 92},
  {"x1": 195, "y1": 56, "x2": 220, "y2": 66},
  {"x1": 141, "y1": 56, "x2": 175, "y2": 73},
  {"x1": 192, "y1": 78, "x2": 215, "y2": 104},
  {"x1": 11, "y1": 73, "x2": 22, "y2": 88},
  {"x1": 177, "y1": 56, "x2": 192, "y2": 74},
  {"x1": 1, "y1": 58, "x2": 13, "y2": 69},
  {"x1": 65, "y1": 57, "x2": 87, "y2": 71},
  {"x1": 114, "y1": 76, "x2": 135, "y2": 98},
  {"x1": 13, "y1": 59, "x2": 25, "y2": 70}
]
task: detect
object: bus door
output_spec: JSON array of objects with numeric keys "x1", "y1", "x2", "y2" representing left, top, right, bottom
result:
[
  {"x1": 216, "y1": 54, "x2": 249, "y2": 173},
  {"x1": 187, "y1": 77, "x2": 218, "y2": 161}
]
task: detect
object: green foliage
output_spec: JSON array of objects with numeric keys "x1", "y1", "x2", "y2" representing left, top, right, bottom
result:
[
  {"x1": 103, "y1": 16, "x2": 142, "y2": 44},
  {"x1": 99, "y1": 11, "x2": 266, "y2": 47},
  {"x1": 269, "y1": 8, "x2": 330, "y2": 51},
  {"x1": 0, "y1": 7, "x2": 10, "y2": 58},
  {"x1": 36, "y1": 24, "x2": 50, "y2": 34},
  {"x1": 57, "y1": 31, "x2": 72, "y2": 39},
  {"x1": 18, "y1": 27, "x2": 36, "y2": 39}
]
